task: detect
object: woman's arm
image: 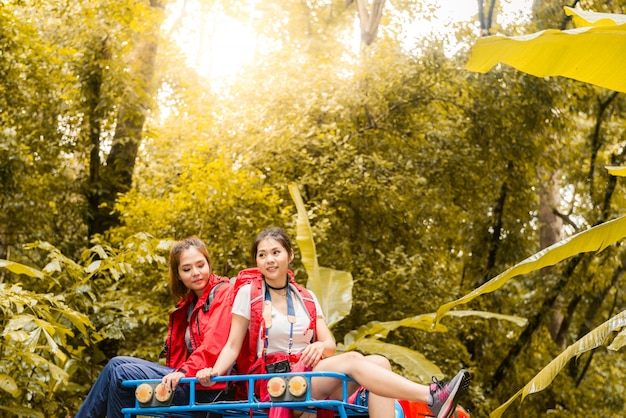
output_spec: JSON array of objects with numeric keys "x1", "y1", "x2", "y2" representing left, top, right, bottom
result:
[
  {"x1": 299, "y1": 316, "x2": 337, "y2": 368},
  {"x1": 197, "y1": 313, "x2": 248, "y2": 385}
]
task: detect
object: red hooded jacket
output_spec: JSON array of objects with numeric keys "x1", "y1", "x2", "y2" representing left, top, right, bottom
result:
[{"x1": 165, "y1": 274, "x2": 233, "y2": 390}]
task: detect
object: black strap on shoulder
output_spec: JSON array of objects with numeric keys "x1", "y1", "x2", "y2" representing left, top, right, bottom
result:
[{"x1": 203, "y1": 280, "x2": 226, "y2": 313}]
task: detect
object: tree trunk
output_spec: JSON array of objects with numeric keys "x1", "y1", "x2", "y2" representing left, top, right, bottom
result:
[
  {"x1": 476, "y1": 167, "x2": 509, "y2": 287},
  {"x1": 84, "y1": 36, "x2": 109, "y2": 238},
  {"x1": 477, "y1": 0, "x2": 496, "y2": 36},
  {"x1": 539, "y1": 170, "x2": 565, "y2": 346},
  {"x1": 347, "y1": 0, "x2": 386, "y2": 46},
  {"x1": 89, "y1": 0, "x2": 165, "y2": 237}
]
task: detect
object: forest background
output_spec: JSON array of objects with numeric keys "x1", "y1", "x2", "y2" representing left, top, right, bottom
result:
[{"x1": 1, "y1": 0, "x2": 626, "y2": 417}]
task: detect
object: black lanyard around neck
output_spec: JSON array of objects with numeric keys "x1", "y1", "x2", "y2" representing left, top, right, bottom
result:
[{"x1": 263, "y1": 279, "x2": 295, "y2": 358}]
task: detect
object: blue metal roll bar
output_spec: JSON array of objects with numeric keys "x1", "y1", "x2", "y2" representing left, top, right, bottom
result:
[{"x1": 120, "y1": 371, "x2": 377, "y2": 418}]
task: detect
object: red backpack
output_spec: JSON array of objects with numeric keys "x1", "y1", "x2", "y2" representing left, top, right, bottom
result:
[{"x1": 233, "y1": 268, "x2": 318, "y2": 377}]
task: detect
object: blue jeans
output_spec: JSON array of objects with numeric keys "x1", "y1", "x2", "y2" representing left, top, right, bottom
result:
[{"x1": 74, "y1": 356, "x2": 226, "y2": 418}]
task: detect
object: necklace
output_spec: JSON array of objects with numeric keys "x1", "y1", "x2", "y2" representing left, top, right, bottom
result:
[
  {"x1": 266, "y1": 278, "x2": 289, "y2": 291},
  {"x1": 269, "y1": 288, "x2": 287, "y2": 297},
  {"x1": 266, "y1": 276, "x2": 289, "y2": 296}
]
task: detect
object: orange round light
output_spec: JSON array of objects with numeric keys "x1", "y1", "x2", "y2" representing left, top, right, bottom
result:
[{"x1": 267, "y1": 376, "x2": 287, "y2": 398}]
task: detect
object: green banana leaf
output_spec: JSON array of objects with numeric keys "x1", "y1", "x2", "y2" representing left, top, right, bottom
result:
[
  {"x1": 343, "y1": 315, "x2": 447, "y2": 348},
  {"x1": 606, "y1": 165, "x2": 626, "y2": 176},
  {"x1": 435, "y1": 215, "x2": 626, "y2": 325},
  {"x1": 353, "y1": 338, "x2": 444, "y2": 383},
  {"x1": 313, "y1": 266, "x2": 353, "y2": 327},
  {"x1": 563, "y1": 6, "x2": 626, "y2": 27},
  {"x1": 465, "y1": 6, "x2": 626, "y2": 93},
  {"x1": 288, "y1": 183, "x2": 319, "y2": 280},
  {"x1": 490, "y1": 309, "x2": 626, "y2": 418},
  {"x1": 288, "y1": 183, "x2": 353, "y2": 327},
  {"x1": 344, "y1": 309, "x2": 526, "y2": 345},
  {"x1": 607, "y1": 328, "x2": 626, "y2": 351},
  {"x1": 342, "y1": 310, "x2": 526, "y2": 381}
]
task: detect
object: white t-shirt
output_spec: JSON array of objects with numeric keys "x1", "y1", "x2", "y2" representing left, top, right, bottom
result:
[{"x1": 233, "y1": 283, "x2": 324, "y2": 356}]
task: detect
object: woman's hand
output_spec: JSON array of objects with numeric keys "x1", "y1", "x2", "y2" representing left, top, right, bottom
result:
[
  {"x1": 196, "y1": 367, "x2": 217, "y2": 387},
  {"x1": 300, "y1": 341, "x2": 325, "y2": 368},
  {"x1": 162, "y1": 371, "x2": 186, "y2": 390}
]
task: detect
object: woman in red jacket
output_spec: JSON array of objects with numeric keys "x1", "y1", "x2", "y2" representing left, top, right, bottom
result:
[{"x1": 74, "y1": 237, "x2": 234, "y2": 418}]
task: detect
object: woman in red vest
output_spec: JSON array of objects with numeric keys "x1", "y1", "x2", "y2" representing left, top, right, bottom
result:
[
  {"x1": 74, "y1": 237, "x2": 233, "y2": 418},
  {"x1": 197, "y1": 227, "x2": 470, "y2": 418}
]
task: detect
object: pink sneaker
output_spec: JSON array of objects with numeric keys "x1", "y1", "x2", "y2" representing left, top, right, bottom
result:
[{"x1": 428, "y1": 369, "x2": 470, "y2": 418}]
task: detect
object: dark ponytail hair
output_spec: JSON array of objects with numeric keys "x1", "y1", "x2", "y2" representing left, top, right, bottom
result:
[{"x1": 251, "y1": 227, "x2": 293, "y2": 264}]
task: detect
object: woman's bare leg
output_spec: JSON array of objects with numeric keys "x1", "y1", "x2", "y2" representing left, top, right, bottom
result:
[
  {"x1": 312, "y1": 351, "x2": 430, "y2": 401},
  {"x1": 361, "y1": 355, "x2": 396, "y2": 418},
  {"x1": 311, "y1": 351, "x2": 470, "y2": 418}
]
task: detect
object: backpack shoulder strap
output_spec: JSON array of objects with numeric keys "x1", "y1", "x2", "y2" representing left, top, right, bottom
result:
[
  {"x1": 247, "y1": 278, "x2": 265, "y2": 362},
  {"x1": 231, "y1": 268, "x2": 267, "y2": 375},
  {"x1": 290, "y1": 281, "x2": 317, "y2": 339},
  {"x1": 202, "y1": 276, "x2": 229, "y2": 313}
]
